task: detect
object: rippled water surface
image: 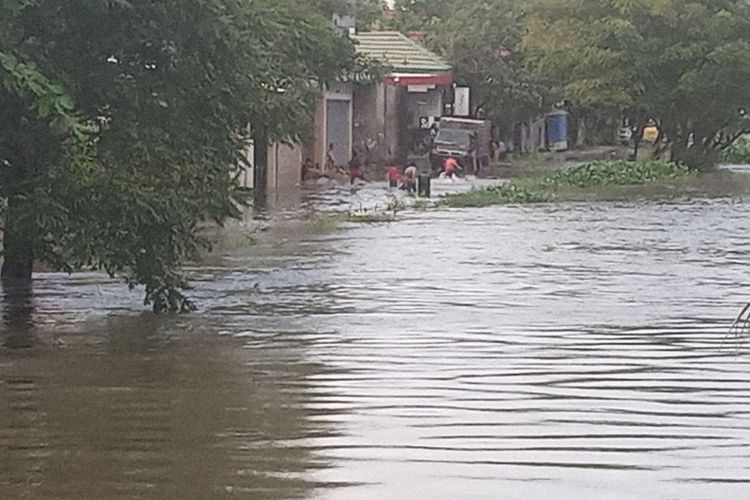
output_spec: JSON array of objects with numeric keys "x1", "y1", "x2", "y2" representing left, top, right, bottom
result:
[{"x1": 3, "y1": 181, "x2": 750, "y2": 499}]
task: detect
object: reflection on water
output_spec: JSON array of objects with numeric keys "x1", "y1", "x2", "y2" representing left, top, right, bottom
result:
[
  {"x1": 3, "y1": 182, "x2": 750, "y2": 499},
  {"x1": 0, "y1": 314, "x2": 343, "y2": 499},
  {"x1": 2, "y1": 282, "x2": 35, "y2": 349}
]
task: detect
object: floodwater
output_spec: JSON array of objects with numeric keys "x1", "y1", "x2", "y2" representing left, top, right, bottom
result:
[{"x1": 3, "y1": 178, "x2": 750, "y2": 499}]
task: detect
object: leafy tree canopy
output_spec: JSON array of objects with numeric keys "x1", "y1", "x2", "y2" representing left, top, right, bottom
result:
[
  {"x1": 391, "y1": 0, "x2": 545, "y2": 129},
  {"x1": 523, "y1": 0, "x2": 750, "y2": 157},
  {"x1": 310, "y1": 0, "x2": 388, "y2": 30},
  {"x1": 1, "y1": 0, "x2": 355, "y2": 311},
  {"x1": 391, "y1": 0, "x2": 452, "y2": 30}
]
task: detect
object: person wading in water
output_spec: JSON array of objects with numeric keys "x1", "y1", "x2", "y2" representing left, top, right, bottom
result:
[
  {"x1": 444, "y1": 156, "x2": 462, "y2": 179},
  {"x1": 349, "y1": 153, "x2": 366, "y2": 184},
  {"x1": 401, "y1": 163, "x2": 417, "y2": 193}
]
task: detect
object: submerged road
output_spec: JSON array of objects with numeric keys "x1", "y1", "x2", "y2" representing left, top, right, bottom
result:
[{"x1": 2, "y1": 179, "x2": 750, "y2": 499}]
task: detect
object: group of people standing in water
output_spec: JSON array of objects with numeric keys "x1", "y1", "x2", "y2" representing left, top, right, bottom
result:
[
  {"x1": 301, "y1": 142, "x2": 463, "y2": 189},
  {"x1": 386, "y1": 163, "x2": 418, "y2": 192}
]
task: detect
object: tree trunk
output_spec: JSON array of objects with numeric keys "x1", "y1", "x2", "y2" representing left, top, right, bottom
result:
[
  {"x1": 252, "y1": 127, "x2": 269, "y2": 211},
  {"x1": 576, "y1": 116, "x2": 586, "y2": 148},
  {"x1": 1, "y1": 197, "x2": 33, "y2": 284},
  {"x1": 632, "y1": 134, "x2": 642, "y2": 160},
  {"x1": 1, "y1": 279, "x2": 35, "y2": 348}
]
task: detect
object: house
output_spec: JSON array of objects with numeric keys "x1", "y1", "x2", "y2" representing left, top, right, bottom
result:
[
  {"x1": 236, "y1": 139, "x2": 304, "y2": 192},
  {"x1": 309, "y1": 81, "x2": 355, "y2": 173},
  {"x1": 350, "y1": 31, "x2": 453, "y2": 164},
  {"x1": 242, "y1": 30, "x2": 454, "y2": 195}
]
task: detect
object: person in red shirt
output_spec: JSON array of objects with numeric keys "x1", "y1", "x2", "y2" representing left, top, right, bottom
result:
[
  {"x1": 444, "y1": 156, "x2": 461, "y2": 178},
  {"x1": 386, "y1": 165, "x2": 401, "y2": 187}
]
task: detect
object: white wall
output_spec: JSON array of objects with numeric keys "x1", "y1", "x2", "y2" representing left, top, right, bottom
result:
[
  {"x1": 406, "y1": 88, "x2": 442, "y2": 128},
  {"x1": 268, "y1": 143, "x2": 303, "y2": 190}
]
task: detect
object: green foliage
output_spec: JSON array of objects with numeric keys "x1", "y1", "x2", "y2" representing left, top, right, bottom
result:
[
  {"x1": 309, "y1": 213, "x2": 343, "y2": 234},
  {"x1": 442, "y1": 160, "x2": 695, "y2": 207},
  {"x1": 394, "y1": 0, "x2": 750, "y2": 147},
  {"x1": 554, "y1": 160, "x2": 694, "y2": 186},
  {"x1": 442, "y1": 182, "x2": 551, "y2": 207},
  {"x1": 392, "y1": 0, "x2": 545, "y2": 129},
  {"x1": 410, "y1": 198, "x2": 432, "y2": 210},
  {"x1": 523, "y1": 0, "x2": 750, "y2": 149},
  {"x1": 347, "y1": 211, "x2": 396, "y2": 223},
  {"x1": 1, "y1": 0, "x2": 356, "y2": 312},
  {"x1": 675, "y1": 147, "x2": 719, "y2": 172},
  {"x1": 385, "y1": 193, "x2": 406, "y2": 213},
  {"x1": 391, "y1": 0, "x2": 452, "y2": 31},
  {"x1": 310, "y1": 0, "x2": 388, "y2": 30},
  {"x1": 720, "y1": 139, "x2": 750, "y2": 164}
]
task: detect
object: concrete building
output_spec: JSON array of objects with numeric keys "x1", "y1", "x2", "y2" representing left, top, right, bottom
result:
[
  {"x1": 310, "y1": 82, "x2": 354, "y2": 170},
  {"x1": 236, "y1": 140, "x2": 304, "y2": 191},
  {"x1": 351, "y1": 32, "x2": 453, "y2": 163},
  {"x1": 242, "y1": 31, "x2": 453, "y2": 194}
]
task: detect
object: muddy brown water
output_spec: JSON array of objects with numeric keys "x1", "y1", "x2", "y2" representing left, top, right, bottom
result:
[{"x1": 3, "y1": 179, "x2": 750, "y2": 499}]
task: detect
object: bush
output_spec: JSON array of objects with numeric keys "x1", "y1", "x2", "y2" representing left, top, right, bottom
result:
[
  {"x1": 551, "y1": 160, "x2": 693, "y2": 187},
  {"x1": 441, "y1": 160, "x2": 695, "y2": 207},
  {"x1": 720, "y1": 139, "x2": 750, "y2": 164},
  {"x1": 675, "y1": 147, "x2": 719, "y2": 172}
]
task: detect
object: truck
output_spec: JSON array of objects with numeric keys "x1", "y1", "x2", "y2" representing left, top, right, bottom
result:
[{"x1": 429, "y1": 117, "x2": 491, "y2": 175}]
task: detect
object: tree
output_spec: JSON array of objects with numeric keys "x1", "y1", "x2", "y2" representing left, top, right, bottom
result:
[
  {"x1": 428, "y1": 0, "x2": 545, "y2": 131},
  {"x1": 523, "y1": 0, "x2": 750, "y2": 163},
  {"x1": 1, "y1": 0, "x2": 355, "y2": 311},
  {"x1": 392, "y1": 0, "x2": 452, "y2": 29},
  {"x1": 354, "y1": 0, "x2": 389, "y2": 30},
  {"x1": 310, "y1": 0, "x2": 388, "y2": 30},
  {"x1": 391, "y1": 0, "x2": 545, "y2": 132}
]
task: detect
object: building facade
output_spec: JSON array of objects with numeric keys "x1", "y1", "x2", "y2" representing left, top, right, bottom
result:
[
  {"x1": 243, "y1": 31, "x2": 454, "y2": 193},
  {"x1": 351, "y1": 31, "x2": 453, "y2": 164}
]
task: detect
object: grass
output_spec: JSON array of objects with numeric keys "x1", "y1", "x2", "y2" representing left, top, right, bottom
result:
[
  {"x1": 309, "y1": 211, "x2": 396, "y2": 228},
  {"x1": 411, "y1": 198, "x2": 432, "y2": 210},
  {"x1": 385, "y1": 193, "x2": 406, "y2": 213},
  {"x1": 507, "y1": 150, "x2": 554, "y2": 168},
  {"x1": 309, "y1": 213, "x2": 343, "y2": 233},
  {"x1": 210, "y1": 229, "x2": 257, "y2": 252},
  {"x1": 441, "y1": 160, "x2": 696, "y2": 208},
  {"x1": 347, "y1": 211, "x2": 396, "y2": 223},
  {"x1": 721, "y1": 138, "x2": 750, "y2": 164}
]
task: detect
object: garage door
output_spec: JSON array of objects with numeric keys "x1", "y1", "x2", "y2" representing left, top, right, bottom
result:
[{"x1": 325, "y1": 99, "x2": 351, "y2": 167}]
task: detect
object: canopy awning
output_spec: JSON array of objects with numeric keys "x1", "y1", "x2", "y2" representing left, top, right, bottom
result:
[{"x1": 384, "y1": 72, "x2": 454, "y2": 87}]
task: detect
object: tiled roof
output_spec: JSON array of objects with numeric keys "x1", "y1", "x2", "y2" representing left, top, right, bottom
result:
[{"x1": 353, "y1": 31, "x2": 451, "y2": 74}]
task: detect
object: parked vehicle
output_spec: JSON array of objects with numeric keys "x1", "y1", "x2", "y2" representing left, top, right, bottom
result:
[{"x1": 430, "y1": 118, "x2": 491, "y2": 174}]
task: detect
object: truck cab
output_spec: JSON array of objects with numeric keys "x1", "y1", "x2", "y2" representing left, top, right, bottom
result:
[{"x1": 430, "y1": 118, "x2": 491, "y2": 175}]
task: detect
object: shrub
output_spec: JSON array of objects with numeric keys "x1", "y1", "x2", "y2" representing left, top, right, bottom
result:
[
  {"x1": 442, "y1": 160, "x2": 695, "y2": 207},
  {"x1": 675, "y1": 148, "x2": 719, "y2": 172},
  {"x1": 720, "y1": 139, "x2": 750, "y2": 165}
]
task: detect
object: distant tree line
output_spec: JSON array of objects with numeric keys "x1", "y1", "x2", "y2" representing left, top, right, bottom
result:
[{"x1": 391, "y1": 0, "x2": 750, "y2": 164}]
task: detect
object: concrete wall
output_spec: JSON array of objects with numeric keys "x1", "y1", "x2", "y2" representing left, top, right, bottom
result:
[
  {"x1": 312, "y1": 83, "x2": 353, "y2": 169},
  {"x1": 353, "y1": 83, "x2": 384, "y2": 160},
  {"x1": 268, "y1": 143, "x2": 303, "y2": 190},
  {"x1": 313, "y1": 99, "x2": 326, "y2": 169},
  {"x1": 385, "y1": 84, "x2": 403, "y2": 161},
  {"x1": 237, "y1": 141, "x2": 254, "y2": 189},
  {"x1": 352, "y1": 82, "x2": 404, "y2": 163},
  {"x1": 405, "y1": 88, "x2": 442, "y2": 128},
  {"x1": 237, "y1": 140, "x2": 302, "y2": 191},
  {"x1": 353, "y1": 83, "x2": 448, "y2": 163}
]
